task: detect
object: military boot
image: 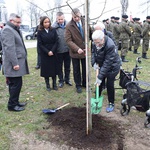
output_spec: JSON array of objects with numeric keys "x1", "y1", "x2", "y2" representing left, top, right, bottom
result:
[
  {"x1": 128, "y1": 47, "x2": 132, "y2": 51},
  {"x1": 142, "y1": 53, "x2": 149, "y2": 59},
  {"x1": 121, "y1": 56, "x2": 129, "y2": 62},
  {"x1": 133, "y1": 49, "x2": 140, "y2": 54}
]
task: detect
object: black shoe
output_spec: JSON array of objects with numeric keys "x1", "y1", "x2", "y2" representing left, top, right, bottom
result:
[
  {"x1": 82, "y1": 84, "x2": 86, "y2": 88},
  {"x1": 46, "y1": 87, "x2": 51, "y2": 91},
  {"x1": 18, "y1": 102, "x2": 27, "y2": 107},
  {"x1": 35, "y1": 65, "x2": 40, "y2": 69},
  {"x1": 65, "y1": 81, "x2": 72, "y2": 86},
  {"x1": 59, "y1": 82, "x2": 64, "y2": 88},
  {"x1": 76, "y1": 87, "x2": 82, "y2": 93},
  {"x1": 53, "y1": 86, "x2": 58, "y2": 90},
  {"x1": 8, "y1": 105, "x2": 25, "y2": 111}
]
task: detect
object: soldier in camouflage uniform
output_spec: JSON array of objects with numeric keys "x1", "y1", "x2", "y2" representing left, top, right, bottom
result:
[
  {"x1": 133, "y1": 18, "x2": 142, "y2": 54},
  {"x1": 119, "y1": 15, "x2": 131, "y2": 62},
  {"x1": 108, "y1": 16, "x2": 115, "y2": 32},
  {"x1": 105, "y1": 18, "x2": 111, "y2": 32},
  {"x1": 128, "y1": 18, "x2": 135, "y2": 51},
  {"x1": 142, "y1": 16, "x2": 150, "y2": 59},
  {"x1": 113, "y1": 17, "x2": 120, "y2": 49}
]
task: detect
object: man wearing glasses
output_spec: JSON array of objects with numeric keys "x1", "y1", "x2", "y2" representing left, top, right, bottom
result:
[{"x1": 1, "y1": 13, "x2": 29, "y2": 111}]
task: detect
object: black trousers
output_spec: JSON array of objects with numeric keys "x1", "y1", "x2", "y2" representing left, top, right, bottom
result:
[
  {"x1": 36, "y1": 45, "x2": 41, "y2": 66},
  {"x1": 99, "y1": 69, "x2": 119, "y2": 104},
  {"x1": 7, "y1": 77, "x2": 22, "y2": 107},
  {"x1": 72, "y1": 58, "x2": 86, "y2": 88},
  {"x1": 57, "y1": 52, "x2": 71, "y2": 83}
]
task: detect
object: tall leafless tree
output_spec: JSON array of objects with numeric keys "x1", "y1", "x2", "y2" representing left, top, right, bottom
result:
[{"x1": 120, "y1": 0, "x2": 128, "y2": 15}]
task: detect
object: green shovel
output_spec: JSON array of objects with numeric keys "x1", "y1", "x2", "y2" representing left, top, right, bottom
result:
[{"x1": 91, "y1": 67, "x2": 103, "y2": 114}]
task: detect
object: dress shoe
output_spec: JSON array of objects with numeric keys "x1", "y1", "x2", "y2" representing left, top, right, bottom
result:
[
  {"x1": 53, "y1": 86, "x2": 58, "y2": 90},
  {"x1": 35, "y1": 65, "x2": 40, "y2": 69},
  {"x1": 65, "y1": 81, "x2": 72, "y2": 86},
  {"x1": 76, "y1": 87, "x2": 82, "y2": 93},
  {"x1": 18, "y1": 102, "x2": 27, "y2": 107},
  {"x1": 8, "y1": 105, "x2": 25, "y2": 111},
  {"x1": 82, "y1": 84, "x2": 86, "y2": 88},
  {"x1": 58, "y1": 82, "x2": 64, "y2": 88}
]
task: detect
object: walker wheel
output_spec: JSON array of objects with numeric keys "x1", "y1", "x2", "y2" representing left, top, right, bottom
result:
[
  {"x1": 144, "y1": 116, "x2": 150, "y2": 128},
  {"x1": 120, "y1": 104, "x2": 130, "y2": 116}
]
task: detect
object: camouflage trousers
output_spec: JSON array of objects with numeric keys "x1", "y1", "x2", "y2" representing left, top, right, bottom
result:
[
  {"x1": 120, "y1": 39, "x2": 129, "y2": 56},
  {"x1": 142, "y1": 39, "x2": 149, "y2": 53},
  {"x1": 129, "y1": 35, "x2": 134, "y2": 48},
  {"x1": 134, "y1": 38, "x2": 141, "y2": 50}
]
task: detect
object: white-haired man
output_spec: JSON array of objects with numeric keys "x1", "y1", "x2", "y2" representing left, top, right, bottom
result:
[
  {"x1": 91, "y1": 30, "x2": 121, "y2": 112},
  {"x1": 93, "y1": 22, "x2": 117, "y2": 46}
]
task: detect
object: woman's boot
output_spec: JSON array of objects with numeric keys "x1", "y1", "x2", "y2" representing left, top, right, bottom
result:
[
  {"x1": 45, "y1": 77, "x2": 51, "y2": 91},
  {"x1": 52, "y1": 76, "x2": 58, "y2": 90}
]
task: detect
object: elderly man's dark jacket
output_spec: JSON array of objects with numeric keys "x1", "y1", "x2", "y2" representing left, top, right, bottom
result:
[{"x1": 91, "y1": 35, "x2": 121, "y2": 80}]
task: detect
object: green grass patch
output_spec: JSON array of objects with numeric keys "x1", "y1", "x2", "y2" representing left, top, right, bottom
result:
[{"x1": 0, "y1": 45, "x2": 150, "y2": 149}]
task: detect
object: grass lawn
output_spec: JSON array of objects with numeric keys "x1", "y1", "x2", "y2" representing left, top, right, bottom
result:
[{"x1": 0, "y1": 46, "x2": 150, "y2": 149}]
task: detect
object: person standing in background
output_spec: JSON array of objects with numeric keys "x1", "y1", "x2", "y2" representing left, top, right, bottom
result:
[
  {"x1": 37, "y1": 16, "x2": 59, "y2": 91},
  {"x1": 1, "y1": 13, "x2": 29, "y2": 111},
  {"x1": 65, "y1": 8, "x2": 86, "y2": 93},
  {"x1": 34, "y1": 16, "x2": 42, "y2": 69},
  {"x1": 142, "y1": 16, "x2": 150, "y2": 59},
  {"x1": 119, "y1": 15, "x2": 131, "y2": 62},
  {"x1": 52, "y1": 12, "x2": 72, "y2": 88},
  {"x1": 133, "y1": 18, "x2": 142, "y2": 54},
  {"x1": 113, "y1": 17, "x2": 120, "y2": 50}
]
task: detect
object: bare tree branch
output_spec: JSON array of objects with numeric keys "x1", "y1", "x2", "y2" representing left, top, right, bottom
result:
[
  {"x1": 90, "y1": 0, "x2": 107, "y2": 23},
  {"x1": 25, "y1": 0, "x2": 48, "y2": 15}
]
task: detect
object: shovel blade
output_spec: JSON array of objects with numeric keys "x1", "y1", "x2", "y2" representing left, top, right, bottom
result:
[
  {"x1": 42, "y1": 109, "x2": 56, "y2": 114},
  {"x1": 91, "y1": 96, "x2": 103, "y2": 114}
]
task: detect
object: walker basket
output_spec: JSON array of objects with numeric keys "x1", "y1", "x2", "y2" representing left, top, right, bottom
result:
[
  {"x1": 126, "y1": 81, "x2": 150, "y2": 112},
  {"x1": 119, "y1": 69, "x2": 133, "y2": 89}
]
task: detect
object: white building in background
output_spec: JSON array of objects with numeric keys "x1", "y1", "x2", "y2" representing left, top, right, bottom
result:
[{"x1": 0, "y1": 0, "x2": 7, "y2": 23}]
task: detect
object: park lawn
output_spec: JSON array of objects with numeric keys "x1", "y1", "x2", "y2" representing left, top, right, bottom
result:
[{"x1": 0, "y1": 46, "x2": 150, "y2": 149}]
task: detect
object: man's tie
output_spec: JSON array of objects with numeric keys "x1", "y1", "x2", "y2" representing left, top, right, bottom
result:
[{"x1": 78, "y1": 22, "x2": 84, "y2": 38}]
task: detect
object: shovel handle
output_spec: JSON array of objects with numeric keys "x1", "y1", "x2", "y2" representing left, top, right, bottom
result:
[
  {"x1": 96, "y1": 65, "x2": 100, "y2": 99},
  {"x1": 56, "y1": 103, "x2": 70, "y2": 110}
]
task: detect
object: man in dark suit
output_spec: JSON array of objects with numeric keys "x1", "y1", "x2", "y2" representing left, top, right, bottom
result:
[
  {"x1": 65, "y1": 8, "x2": 86, "y2": 93},
  {"x1": 1, "y1": 13, "x2": 29, "y2": 111}
]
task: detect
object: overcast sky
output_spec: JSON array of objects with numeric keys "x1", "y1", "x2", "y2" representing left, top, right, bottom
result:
[{"x1": 4, "y1": 0, "x2": 148, "y2": 24}]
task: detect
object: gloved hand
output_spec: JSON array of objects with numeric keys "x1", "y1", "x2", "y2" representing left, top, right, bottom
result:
[
  {"x1": 93, "y1": 63, "x2": 100, "y2": 70},
  {"x1": 94, "y1": 77, "x2": 102, "y2": 86}
]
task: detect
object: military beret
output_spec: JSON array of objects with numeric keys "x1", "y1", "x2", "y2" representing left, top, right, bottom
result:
[
  {"x1": 102, "y1": 19, "x2": 106, "y2": 22},
  {"x1": 136, "y1": 18, "x2": 140, "y2": 21},
  {"x1": 132, "y1": 18, "x2": 136, "y2": 21},
  {"x1": 115, "y1": 17, "x2": 120, "y2": 20},
  {"x1": 106, "y1": 18, "x2": 109, "y2": 21},
  {"x1": 122, "y1": 15, "x2": 128, "y2": 19},
  {"x1": 146, "y1": 16, "x2": 150, "y2": 19},
  {"x1": 111, "y1": 16, "x2": 115, "y2": 19}
]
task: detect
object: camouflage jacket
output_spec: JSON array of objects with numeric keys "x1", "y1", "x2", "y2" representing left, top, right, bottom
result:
[
  {"x1": 113, "y1": 22, "x2": 120, "y2": 39},
  {"x1": 119, "y1": 20, "x2": 131, "y2": 40},
  {"x1": 134, "y1": 22, "x2": 142, "y2": 37},
  {"x1": 142, "y1": 21, "x2": 150, "y2": 40}
]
